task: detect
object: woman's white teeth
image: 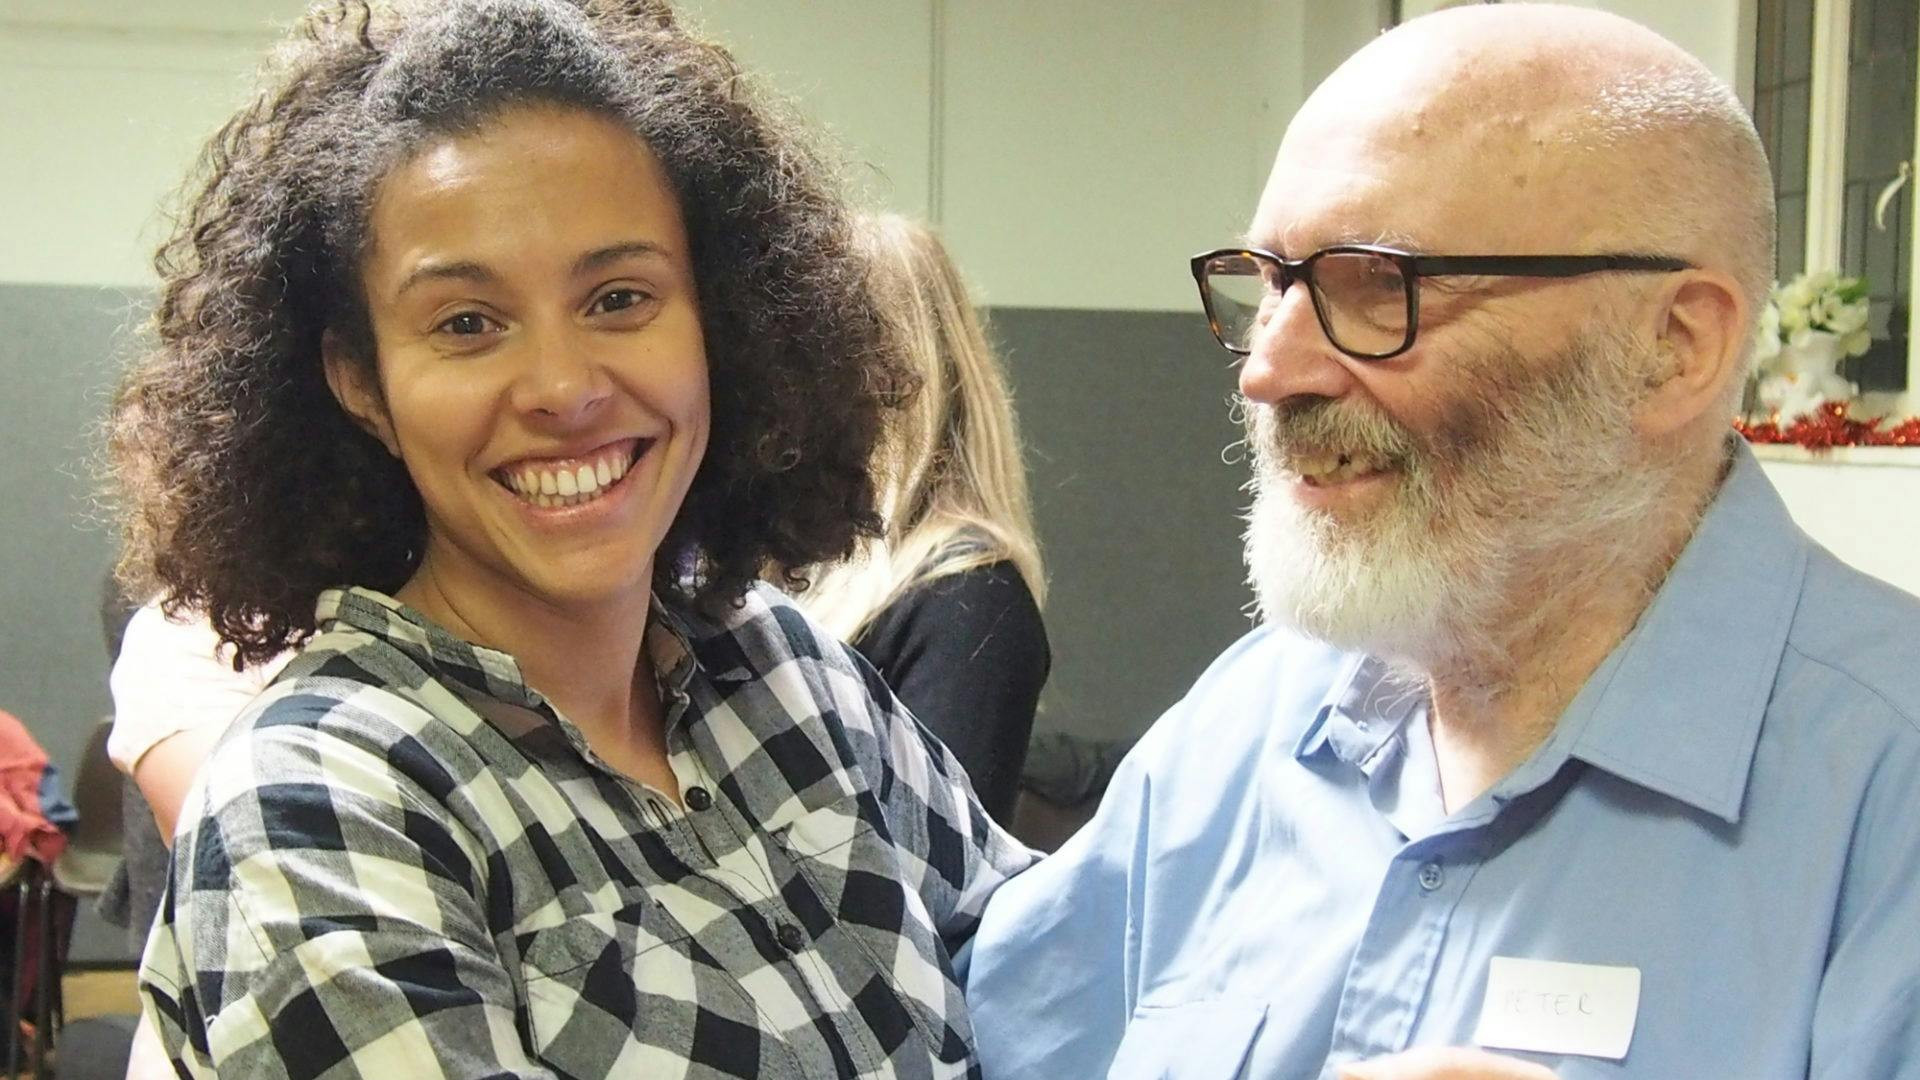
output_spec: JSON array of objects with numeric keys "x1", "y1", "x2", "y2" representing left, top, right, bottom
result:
[{"x1": 503, "y1": 445, "x2": 637, "y2": 507}]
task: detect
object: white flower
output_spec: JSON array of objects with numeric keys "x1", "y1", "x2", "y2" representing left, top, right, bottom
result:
[
  {"x1": 1809, "y1": 293, "x2": 1838, "y2": 328},
  {"x1": 1841, "y1": 329, "x2": 1872, "y2": 357},
  {"x1": 1827, "y1": 301, "x2": 1870, "y2": 336},
  {"x1": 1765, "y1": 270, "x2": 1872, "y2": 349},
  {"x1": 1779, "y1": 275, "x2": 1820, "y2": 311},
  {"x1": 1753, "y1": 303, "x2": 1782, "y2": 364}
]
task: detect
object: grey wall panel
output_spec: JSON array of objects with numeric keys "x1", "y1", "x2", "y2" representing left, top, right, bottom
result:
[
  {"x1": 0, "y1": 285, "x2": 136, "y2": 778},
  {"x1": 988, "y1": 307, "x2": 1257, "y2": 746},
  {"x1": 0, "y1": 288, "x2": 1263, "y2": 787}
]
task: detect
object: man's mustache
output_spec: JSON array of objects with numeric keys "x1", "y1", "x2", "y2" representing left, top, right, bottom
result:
[{"x1": 1245, "y1": 396, "x2": 1419, "y2": 469}]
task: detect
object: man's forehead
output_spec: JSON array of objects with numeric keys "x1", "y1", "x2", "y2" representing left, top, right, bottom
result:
[
  {"x1": 1251, "y1": 101, "x2": 1594, "y2": 256},
  {"x1": 1248, "y1": 135, "x2": 1452, "y2": 255}
]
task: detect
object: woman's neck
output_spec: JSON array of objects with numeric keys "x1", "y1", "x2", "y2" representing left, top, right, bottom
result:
[{"x1": 394, "y1": 547, "x2": 676, "y2": 793}]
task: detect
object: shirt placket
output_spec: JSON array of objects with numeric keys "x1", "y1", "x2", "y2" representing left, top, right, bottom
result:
[
  {"x1": 662, "y1": 680, "x2": 895, "y2": 1077},
  {"x1": 1315, "y1": 673, "x2": 1490, "y2": 1076},
  {"x1": 1322, "y1": 829, "x2": 1487, "y2": 1074}
]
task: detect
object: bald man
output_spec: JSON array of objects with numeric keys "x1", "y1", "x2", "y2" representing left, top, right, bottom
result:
[{"x1": 961, "y1": 7, "x2": 1920, "y2": 1079}]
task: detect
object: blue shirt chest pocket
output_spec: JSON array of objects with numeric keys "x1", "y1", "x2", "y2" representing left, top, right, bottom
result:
[{"x1": 1107, "y1": 1000, "x2": 1269, "y2": 1080}]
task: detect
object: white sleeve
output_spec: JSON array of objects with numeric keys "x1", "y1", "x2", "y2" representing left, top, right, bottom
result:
[{"x1": 107, "y1": 604, "x2": 292, "y2": 772}]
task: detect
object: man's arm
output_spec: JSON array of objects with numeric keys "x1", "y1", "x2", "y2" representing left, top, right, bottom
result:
[{"x1": 1808, "y1": 736, "x2": 1920, "y2": 1079}]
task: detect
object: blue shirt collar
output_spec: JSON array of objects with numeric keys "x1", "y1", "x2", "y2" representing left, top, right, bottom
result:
[
  {"x1": 1294, "y1": 655, "x2": 1420, "y2": 770},
  {"x1": 1557, "y1": 441, "x2": 1805, "y2": 823},
  {"x1": 1293, "y1": 441, "x2": 1806, "y2": 824}
]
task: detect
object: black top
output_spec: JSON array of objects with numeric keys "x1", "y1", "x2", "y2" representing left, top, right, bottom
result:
[{"x1": 852, "y1": 560, "x2": 1050, "y2": 822}]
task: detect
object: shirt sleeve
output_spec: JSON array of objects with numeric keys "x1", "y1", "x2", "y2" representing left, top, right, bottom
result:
[
  {"x1": 140, "y1": 696, "x2": 553, "y2": 1079},
  {"x1": 832, "y1": 631, "x2": 1039, "y2": 956},
  {"x1": 1809, "y1": 735, "x2": 1920, "y2": 1080},
  {"x1": 853, "y1": 562, "x2": 1050, "y2": 822},
  {"x1": 107, "y1": 604, "x2": 291, "y2": 772}
]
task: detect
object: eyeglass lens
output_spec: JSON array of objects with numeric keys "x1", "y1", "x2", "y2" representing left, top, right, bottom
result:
[{"x1": 1202, "y1": 250, "x2": 1411, "y2": 357}]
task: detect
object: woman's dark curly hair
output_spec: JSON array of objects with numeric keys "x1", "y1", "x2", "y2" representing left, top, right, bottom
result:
[{"x1": 106, "y1": 0, "x2": 908, "y2": 666}]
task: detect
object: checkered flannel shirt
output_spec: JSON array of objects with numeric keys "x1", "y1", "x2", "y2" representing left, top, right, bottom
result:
[{"x1": 139, "y1": 585, "x2": 1036, "y2": 1079}]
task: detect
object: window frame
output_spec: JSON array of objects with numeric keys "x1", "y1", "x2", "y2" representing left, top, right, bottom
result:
[{"x1": 1792, "y1": 0, "x2": 1920, "y2": 415}]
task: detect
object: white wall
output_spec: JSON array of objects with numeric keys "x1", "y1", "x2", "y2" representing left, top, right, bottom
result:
[
  {"x1": 0, "y1": 0, "x2": 1775, "y2": 306},
  {"x1": 1760, "y1": 455, "x2": 1920, "y2": 598},
  {"x1": 677, "y1": 1, "x2": 935, "y2": 219},
  {"x1": 937, "y1": 0, "x2": 1278, "y2": 310},
  {"x1": 0, "y1": 3, "x2": 307, "y2": 288},
  {"x1": 1550, "y1": 0, "x2": 1745, "y2": 87},
  {"x1": 0, "y1": 1, "x2": 1303, "y2": 312}
]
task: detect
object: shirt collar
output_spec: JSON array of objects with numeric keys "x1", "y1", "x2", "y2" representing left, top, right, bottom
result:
[
  {"x1": 1556, "y1": 440, "x2": 1806, "y2": 823},
  {"x1": 1295, "y1": 653, "x2": 1425, "y2": 771},
  {"x1": 317, "y1": 587, "x2": 545, "y2": 708},
  {"x1": 316, "y1": 586, "x2": 747, "y2": 711}
]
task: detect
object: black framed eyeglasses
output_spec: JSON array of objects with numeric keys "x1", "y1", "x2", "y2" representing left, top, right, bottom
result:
[{"x1": 1189, "y1": 244, "x2": 1693, "y2": 361}]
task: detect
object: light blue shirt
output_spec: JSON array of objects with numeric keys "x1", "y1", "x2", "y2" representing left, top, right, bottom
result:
[{"x1": 964, "y1": 444, "x2": 1920, "y2": 1079}]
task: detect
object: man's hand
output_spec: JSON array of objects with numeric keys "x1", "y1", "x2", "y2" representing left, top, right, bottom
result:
[{"x1": 1338, "y1": 1047, "x2": 1559, "y2": 1079}]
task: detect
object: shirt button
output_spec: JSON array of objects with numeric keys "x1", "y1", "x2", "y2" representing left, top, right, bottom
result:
[
  {"x1": 684, "y1": 786, "x2": 713, "y2": 811},
  {"x1": 775, "y1": 921, "x2": 807, "y2": 953},
  {"x1": 1418, "y1": 861, "x2": 1444, "y2": 891}
]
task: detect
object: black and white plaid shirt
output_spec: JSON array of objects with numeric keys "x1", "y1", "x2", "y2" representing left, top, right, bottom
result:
[{"x1": 140, "y1": 585, "x2": 1035, "y2": 1079}]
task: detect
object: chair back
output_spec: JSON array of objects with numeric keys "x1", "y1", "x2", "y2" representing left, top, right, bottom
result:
[{"x1": 64, "y1": 719, "x2": 121, "y2": 859}]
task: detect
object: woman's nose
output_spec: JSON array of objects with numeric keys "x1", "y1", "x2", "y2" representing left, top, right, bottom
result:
[{"x1": 511, "y1": 329, "x2": 613, "y2": 424}]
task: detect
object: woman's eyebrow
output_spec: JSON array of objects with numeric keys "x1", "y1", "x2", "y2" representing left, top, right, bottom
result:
[
  {"x1": 393, "y1": 242, "x2": 673, "y2": 298},
  {"x1": 395, "y1": 258, "x2": 496, "y2": 298},
  {"x1": 573, "y1": 240, "x2": 673, "y2": 276}
]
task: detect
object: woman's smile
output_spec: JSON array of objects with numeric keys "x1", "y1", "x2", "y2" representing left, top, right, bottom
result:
[{"x1": 491, "y1": 435, "x2": 652, "y2": 510}]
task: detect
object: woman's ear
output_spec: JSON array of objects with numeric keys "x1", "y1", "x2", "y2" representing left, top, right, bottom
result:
[
  {"x1": 322, "y1": 329, "x2": 399, "y2": 457},
  {"x1": 1632, "y1": 269, "x2": 1748, "y2": 440}
]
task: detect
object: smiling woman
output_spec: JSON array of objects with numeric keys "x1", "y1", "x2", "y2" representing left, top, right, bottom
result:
[{"x1": 102, "y1": 2, "x2": 1031, "y2": 1077}]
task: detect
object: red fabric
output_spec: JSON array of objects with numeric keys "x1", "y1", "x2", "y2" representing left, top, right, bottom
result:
[{"x1": 0, "y1": 709, "x2": 66, "y2": 865}]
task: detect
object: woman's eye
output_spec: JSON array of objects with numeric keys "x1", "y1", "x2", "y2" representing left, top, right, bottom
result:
[
  {"x1": 437, "y1": 312, "x2": 496, "y2": 336},
  {"x1": 592, "y1": 288, "x2": 651, "y2": 315}
]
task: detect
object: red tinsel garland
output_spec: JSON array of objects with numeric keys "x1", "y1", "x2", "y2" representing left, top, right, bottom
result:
[{"x1": 1736, "y1": 402, "x2": 1920, "y2": 449}]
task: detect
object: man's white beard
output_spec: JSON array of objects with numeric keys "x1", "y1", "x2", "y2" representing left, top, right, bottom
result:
[{"x1": 1243, "y1": 330, "x2": 1674, "y2": 672}]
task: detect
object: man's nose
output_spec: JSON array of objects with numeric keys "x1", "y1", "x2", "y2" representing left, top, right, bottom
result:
[{"x1": 1236, "y1": 283, "x2": 1358, "y2": 405}]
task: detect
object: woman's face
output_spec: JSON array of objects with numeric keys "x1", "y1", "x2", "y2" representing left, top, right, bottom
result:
[{"x1": 328, "y1": 104, "x2": 710, "y2": 615}]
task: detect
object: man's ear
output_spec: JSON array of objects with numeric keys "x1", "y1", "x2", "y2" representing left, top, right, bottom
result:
[
  {"x1": 321, "y1": 329, "x2": 399, "y2": 457},
  {"x1": 1632, "y1": 269, "x2": 1748, "y2": 440}
]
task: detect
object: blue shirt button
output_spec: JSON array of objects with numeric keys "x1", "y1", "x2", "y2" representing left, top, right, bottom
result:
[{"x1": 1418, "y1": 861, "x2": 1444, "y2": 891}]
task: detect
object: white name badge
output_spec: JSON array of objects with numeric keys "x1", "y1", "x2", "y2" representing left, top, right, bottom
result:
[{"x1": 1473, "y1": 956, "x2": 1641, "y2": 1060}]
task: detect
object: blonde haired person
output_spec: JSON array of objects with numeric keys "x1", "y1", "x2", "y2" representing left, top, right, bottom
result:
[{"x1": 798, "y1": 213, "x2": 1050, "y2": 821}]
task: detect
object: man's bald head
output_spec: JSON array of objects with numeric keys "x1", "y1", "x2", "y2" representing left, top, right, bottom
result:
[{"x1": 1283, "y1": 5, "x2": 1773, "y2": 366}]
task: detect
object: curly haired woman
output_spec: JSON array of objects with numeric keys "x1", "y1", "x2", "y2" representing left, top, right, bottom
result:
[{"x1": 106, "y1": 2, "x2": 1030, "y2": 1076}]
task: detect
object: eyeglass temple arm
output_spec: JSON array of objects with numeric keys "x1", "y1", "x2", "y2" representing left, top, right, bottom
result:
[{"x1": 1412, "y1": 254, "x2": 1693, "y2": 277}]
